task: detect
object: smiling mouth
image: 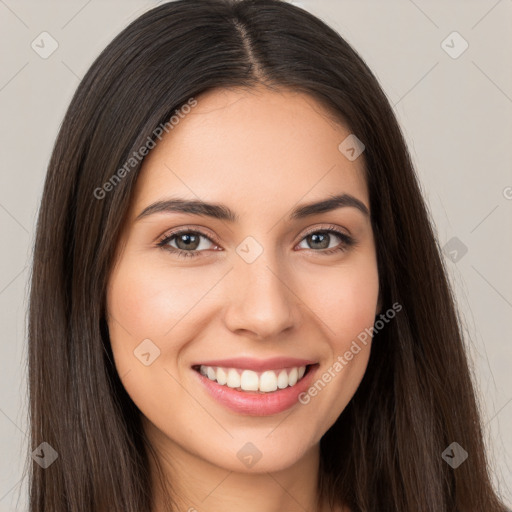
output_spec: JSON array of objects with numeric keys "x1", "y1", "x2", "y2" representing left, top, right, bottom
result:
[{"x1": 192, "y1": 364, "x2": 314, "y2": 393}]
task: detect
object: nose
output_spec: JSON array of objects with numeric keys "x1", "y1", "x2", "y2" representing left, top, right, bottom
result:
[{"x1": 223, "y1": 253, "x2": 300, "y2": 340}]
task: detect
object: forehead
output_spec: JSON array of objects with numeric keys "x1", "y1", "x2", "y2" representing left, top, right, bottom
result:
[{"x1": 130, "y1": 86, "x2": 368, "y2": 220}]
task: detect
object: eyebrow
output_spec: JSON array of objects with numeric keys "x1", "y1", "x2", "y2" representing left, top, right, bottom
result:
[{"x1": 135, "y1": 193, "x2": 370, "y2": 223}]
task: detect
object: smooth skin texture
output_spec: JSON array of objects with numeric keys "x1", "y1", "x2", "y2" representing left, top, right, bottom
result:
[{"x1": 106, "y1": 85, "x2": 380, "y2": 512}]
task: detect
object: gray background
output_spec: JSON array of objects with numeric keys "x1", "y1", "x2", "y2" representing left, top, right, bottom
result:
[{"x1": 0, "y1": 0, "x2": 511, "y2": 509}]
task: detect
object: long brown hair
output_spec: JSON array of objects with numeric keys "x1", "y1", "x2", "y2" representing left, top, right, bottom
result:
[{"x1": 27, "y1": 0, "x2": 508, "y2": 510}]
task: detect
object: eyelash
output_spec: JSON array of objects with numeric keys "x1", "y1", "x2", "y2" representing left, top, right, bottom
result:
[{"x1": 156, "y1": 225, "x2": 356, "y2": 259}]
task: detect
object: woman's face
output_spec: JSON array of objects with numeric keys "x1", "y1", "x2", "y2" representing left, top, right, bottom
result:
[{"x1": 106, "y1": 86, "x2": 380, "y2": 474}]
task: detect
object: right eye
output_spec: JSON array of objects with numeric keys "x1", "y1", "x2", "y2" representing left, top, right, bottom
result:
[{"x1": 157, "y1": 229, "x2": 221, "y2": 258}]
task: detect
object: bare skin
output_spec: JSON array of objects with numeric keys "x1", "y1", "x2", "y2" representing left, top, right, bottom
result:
[{"x1": 106, "y1": 85, "x2": 379, "y2": 512}]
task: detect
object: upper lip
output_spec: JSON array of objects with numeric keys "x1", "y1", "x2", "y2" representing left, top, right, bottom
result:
[{"x1": 192, "y1": 357, "x2": 317, "y2": 371}]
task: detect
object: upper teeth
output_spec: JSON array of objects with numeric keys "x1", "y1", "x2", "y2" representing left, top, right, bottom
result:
[{"x1": 199, "y1": 365, "x2": 307, "y2": 392}]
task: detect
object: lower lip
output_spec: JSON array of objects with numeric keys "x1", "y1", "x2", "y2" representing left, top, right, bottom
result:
[{"x1": 193, "y1": 365, "x2": 319, "y2": 416}]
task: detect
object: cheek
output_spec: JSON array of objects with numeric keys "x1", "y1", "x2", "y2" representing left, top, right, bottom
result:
[
  {"x1": 298, "y1": 256, "x2": 379, "y2": 348},
  {"x1": 105, "y1": 259, "x2": 180, "y2": 387},
  {"x1": 105, "y1": 261, "x2": 199, "y2": 432},
  {"x1": 105, "y1": 257, "x2": 224, "y2": 402},
  {"x1": 294, "y1": 256, "x2": 378, "y2": 421},
  {"x1": 107, "y1": 256, "x2": 217, "y2": 342}
]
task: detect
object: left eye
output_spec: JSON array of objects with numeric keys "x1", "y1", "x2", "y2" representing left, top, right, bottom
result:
[{"x1": 297, "y1": 230, "x2": 345, "y2": 251}]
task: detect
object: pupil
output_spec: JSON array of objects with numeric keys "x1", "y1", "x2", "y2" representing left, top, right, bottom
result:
[
  {"x1": 177, "y1": 233, "x2": 199, "y2": 250},
  {"x1": 310, "y1": 232, "x2": 329, "y2": 249}
]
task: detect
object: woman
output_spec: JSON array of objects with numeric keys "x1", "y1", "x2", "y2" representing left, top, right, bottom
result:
[{"x1": 27, "y1": 0, "x2": 509, "y2": 510}]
